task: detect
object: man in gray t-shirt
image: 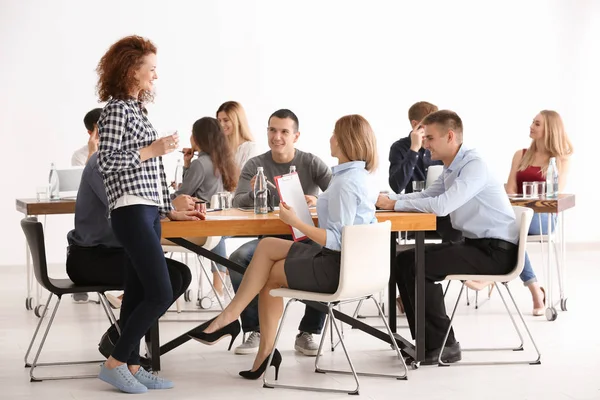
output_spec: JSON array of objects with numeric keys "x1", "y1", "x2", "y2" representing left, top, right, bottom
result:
[{"x1": 230, "y1": 109, "x2": 332, "y2": 356}]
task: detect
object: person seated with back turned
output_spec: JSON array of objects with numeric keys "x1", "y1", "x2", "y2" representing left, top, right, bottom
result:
[
  {"x1": 377, "y1": 110, "x2": 519, "y2": 365},
  {"x1": 72, "y1": 108, "x2": 103, "y2": 167},
  {"x1": 66, "y1": 151, "x2": 194, "y2": 365},
  {"x1": 189, "y1": 114, "x2": 379, "y2": 380},
  {"x1": 227, "y1": 109, "x2": 332, "y2": 356}
]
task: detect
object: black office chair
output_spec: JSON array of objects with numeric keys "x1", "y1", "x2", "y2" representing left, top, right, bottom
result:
[{"x1": 20, "y1": 217, "x2": 122, "y2": 382}]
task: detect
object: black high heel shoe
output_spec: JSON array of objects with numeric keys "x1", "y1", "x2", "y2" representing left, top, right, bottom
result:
[
  {"x1": 187, "y1": 317, "x2": 241, "y2": 351},
  {"x1": 239, "y1": 349, "x2": 282, "y2": 380}
]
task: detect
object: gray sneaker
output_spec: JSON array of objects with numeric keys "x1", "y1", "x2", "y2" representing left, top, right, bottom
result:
[
  {"x1": 295, "y1": 332, "x2": 320, "y2": 356},
  {"x1": 234, "y1": 331, "x2": 260, "y2": 355},
  {"x1": 72, "y1": 293, "x2": 89, "y2": 304}
]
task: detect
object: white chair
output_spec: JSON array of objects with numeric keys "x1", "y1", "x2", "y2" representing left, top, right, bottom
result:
[
  {"x1": 263, "y1": 221, "x2": 407, "y2": 395},
  {"x1": 425, "y1": 165, "x2": 444, "y2": 189},
  {"x1": 438, "y1": 206, "x2": 541, "y2": 366}
]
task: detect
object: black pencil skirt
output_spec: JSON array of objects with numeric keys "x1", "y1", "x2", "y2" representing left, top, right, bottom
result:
[{"x1": 284, "y1": 241, "x2": 342, "y2": 294}]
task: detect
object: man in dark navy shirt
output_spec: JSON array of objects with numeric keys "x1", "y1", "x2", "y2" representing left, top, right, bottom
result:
[{"x1": 388, "y1": 101, "x2": 462, "y2": 242}]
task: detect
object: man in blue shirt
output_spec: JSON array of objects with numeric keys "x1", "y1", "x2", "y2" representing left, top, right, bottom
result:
[
  {"x1": 388, "y1": 101, "x2": 461, "y2": 243},
  {"x1": 377, "y1": 110, "x2": 519, "y2": 365}
]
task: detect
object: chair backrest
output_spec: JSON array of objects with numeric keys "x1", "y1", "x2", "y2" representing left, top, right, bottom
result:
[
  {"x1": 20, "y1": 217, "x2": 54, "y2": 292},
  {"x1": 504, "y1": 206, "x2": 534, "y2": 281},
  {"x1": 426, "y1": 165, "x2": 444, "y2": 188},
  {"x1": 332, "y1": 221, "x2": 392, "y2": 300}
]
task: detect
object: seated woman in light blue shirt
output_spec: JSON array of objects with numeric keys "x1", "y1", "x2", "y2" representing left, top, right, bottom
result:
[{"x1": 188, "y1": 114, "x2": 379, "y2": 380}]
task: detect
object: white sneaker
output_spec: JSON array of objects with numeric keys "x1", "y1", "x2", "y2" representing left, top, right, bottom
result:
[
  {"x1": 234, "y1": 331, "x2": 260, "y2": 355},
  {"x1": 294, "y1": 332, "x2": 320, "y2": 356},
  {"x1": 72, "y1": 293, "x2": 89, "y2": 304}
]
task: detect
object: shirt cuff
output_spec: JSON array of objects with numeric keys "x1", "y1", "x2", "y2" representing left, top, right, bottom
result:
[{"x1": 393, "y1": 200, "x2": 405, "y2": 212}]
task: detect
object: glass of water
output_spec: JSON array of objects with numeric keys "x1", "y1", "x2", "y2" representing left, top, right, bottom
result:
[
  {"x1": 522, "y1": 182, "x2": 538, "y2": 198},
  {"x1": 218, "y1": 191, "x2": 232, "y2": 210},
  {"x1": 36, "y1": 185, "x2": 49, "y2": 202},
  {"x1": 412, "y1": 181, "x2": 425, "y2": 192}
]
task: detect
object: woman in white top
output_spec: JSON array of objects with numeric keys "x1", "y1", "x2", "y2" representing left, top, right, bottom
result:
[{"x1": 216, "y1": 101, "x2": 261, "y2": 169}]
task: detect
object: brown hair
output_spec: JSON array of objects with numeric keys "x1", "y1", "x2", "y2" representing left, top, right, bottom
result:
[
  {"x1": 421, "y1": 110, "x2": 464, "y2": 143},
  {"x1": 216, "y1": 101, "x2": 254, "y2": 152},
  {"x1": 334, "y1": 115, "x2": 378, "y2": 172},
  {"x1": 96, "y1": 35, "x2": 157, "y2": 103},
  {"x1": 518, "y1": 110, "x2": 574, "y2": 175},
  {"x1": 192, "y1": 117, "x2": 239, "y2": 191},
  {"x1": 408, "y1": 101, "x2": 438, "y2": 123}
]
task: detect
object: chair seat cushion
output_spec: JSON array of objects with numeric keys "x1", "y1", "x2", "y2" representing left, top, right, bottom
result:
[
  {"x1": 270, "y1": 288, "x2": 342, "y2": 302},
  {"x1": 49, "y1": 278, "x2": 122, "y2": 295}
]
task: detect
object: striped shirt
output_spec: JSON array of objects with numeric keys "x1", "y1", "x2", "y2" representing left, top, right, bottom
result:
[{"x1": 97, "y1": 98, "x2": 172, "y2": 214}]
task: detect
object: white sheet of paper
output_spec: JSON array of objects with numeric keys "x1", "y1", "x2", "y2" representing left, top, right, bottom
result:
[
  {"x1": 205, "y1": 216, "x2": 253, "y2": 220},
  {"x1": 275, "y1": 172, "x2": 314, "y2": 240}
]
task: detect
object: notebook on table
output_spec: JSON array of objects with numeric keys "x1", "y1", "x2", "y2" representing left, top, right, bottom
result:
[{"x1": 274, "y1": 172, "x2": 315, "y2": 241}]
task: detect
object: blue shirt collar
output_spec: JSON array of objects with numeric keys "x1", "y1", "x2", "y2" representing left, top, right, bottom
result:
[
  {"x1": 445, "y1": 145, "x2": 466, "y2": 172},
  {"x1": 331, "y1": 161, "x2": 366, "y2": 175}
]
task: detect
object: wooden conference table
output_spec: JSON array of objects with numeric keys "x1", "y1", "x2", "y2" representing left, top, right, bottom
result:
[{"x1": 15, "y1": 198, "x2": 436, "y2": 371}]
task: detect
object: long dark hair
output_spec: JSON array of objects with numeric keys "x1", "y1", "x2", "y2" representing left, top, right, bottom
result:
[{"x1": 192, "y1": 117, "x2": 239, "y2": 191}]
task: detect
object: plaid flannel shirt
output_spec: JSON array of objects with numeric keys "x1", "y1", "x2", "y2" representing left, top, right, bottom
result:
[{"x1": 97, "y1": 98, "x2": 173, "y2": 214}]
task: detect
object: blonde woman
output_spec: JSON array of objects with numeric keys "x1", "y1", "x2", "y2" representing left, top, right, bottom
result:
[
  {"x1": 189, "y1": 115, "x2": 379, "y2": 380},
  {"x1": 217, "y1": 101, "x2": 261, "y2": 169},
  {"x1": 470, "y1": 110, "x2": 573, "y2": 316}
]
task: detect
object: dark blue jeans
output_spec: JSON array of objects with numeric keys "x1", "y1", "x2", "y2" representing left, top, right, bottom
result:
[
  {"x1": 110, "y1": 205, "x2": 173, "y2": 365},
  {"x1": 229, "y1": 239, "x2": 326, "y2": 334}
]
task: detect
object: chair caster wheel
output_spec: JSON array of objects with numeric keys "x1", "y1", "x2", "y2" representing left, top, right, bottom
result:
[
  {"x1": 411, "y1": 361, "x2": 420, "y2": 370},
  {"x1": 560, "y1": 298, "x2": 568, "y2": 311},
  {"x1": 26, "y1": 297, "x2": 33, "y2": 310},
  {"x1": 34, "y1": 305, "x2": 44, "y2": 318},
  {"x1": 545, "y1": 307, "x2": 558, "y2": 321},
  {"x1": 198, "y1": 297, "x2": 212, "y2": 309},
  {"x1": 184, "y1": 290, "x2": 191, "y2": 302}
]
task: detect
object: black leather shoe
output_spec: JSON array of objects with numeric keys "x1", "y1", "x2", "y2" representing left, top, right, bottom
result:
[
  {"x1": 421, "y1": 342, "x2": 462, "y2": 365},
  {"x1": 98, "y1": 322, "x2": 152, "y2": 370}
]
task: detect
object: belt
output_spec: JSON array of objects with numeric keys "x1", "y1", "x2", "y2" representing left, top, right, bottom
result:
[{"x1": 464, "y1": 238, "x2": 516, "y2": 251}]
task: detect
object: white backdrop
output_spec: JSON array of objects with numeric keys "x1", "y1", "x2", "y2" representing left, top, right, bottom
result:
[{"x1": 1, "y1": 0, "x2": 598, "y2": 266}]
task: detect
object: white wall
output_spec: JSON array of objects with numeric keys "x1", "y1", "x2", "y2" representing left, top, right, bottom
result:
[{"x1": 1, "y1": 0, "x2": 598, "y2": 266}]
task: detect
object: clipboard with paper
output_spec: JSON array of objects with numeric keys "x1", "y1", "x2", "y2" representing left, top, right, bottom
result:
[{"x1": 274, "y1": 172, "x2": 314, "y2": 241}]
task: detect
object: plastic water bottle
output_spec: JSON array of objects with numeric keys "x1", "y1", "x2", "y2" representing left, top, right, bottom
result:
[
  {"x1": 289, "y1": 165, "x2": 296, "y2": 174},
  {"x1": 174, "y1": 159, "x2": 183, "y2": 190},
  {"x1": 546, "y1": 157, "x2": 559, "y2": 198},
  {"x1": 254, "y1": 167, "x2": 268, "y2": 214},
  {"x1": 48, "y1": 163, "x2": 60, "y2": 200}
]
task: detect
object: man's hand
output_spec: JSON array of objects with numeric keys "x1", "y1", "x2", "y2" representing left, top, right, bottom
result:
[
  {"x1": 167, "y1": 209, "x2": 205, "y2": 221},
  {"x1": 172, "y1": 194, "x2": 197, "y2": 211},
  {"x1": 409, "y1": 125, "x2": 425, "y2": 152},
  {"x1": 249, "y1": 175, "x2": 257, "y2": 191},
  {"x1": 376, "y1": 194, "x2": 396, "y2": 210},
  {"x1": 305, "y1": 195, "x2": 317, "y2": 207}
]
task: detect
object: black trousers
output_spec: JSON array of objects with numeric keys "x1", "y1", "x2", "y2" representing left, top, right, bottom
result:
[
  {"x1": 66, "y1": 244, "x2": 192, "y2": 302},
  {"x1": 109, "y1": 205, "x2": 177, "y2": 365},
  {"x1": 395, "y1": 239, "x2": 517, "y2": 351}
]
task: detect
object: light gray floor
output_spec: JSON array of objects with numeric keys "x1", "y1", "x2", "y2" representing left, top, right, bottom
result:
[{"x1": 1, "y1": 247, "x2": 598, "y2": 400}]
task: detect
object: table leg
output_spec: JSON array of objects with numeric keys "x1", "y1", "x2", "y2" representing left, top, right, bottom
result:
[
  {"x1": 388, "y1": 232, "x2": 398, "y2": 332},
  {"x1": 414, "y1": 231, "x2": 425, "y2": 362},
  {"x1": 149, "y1": 322, "x2": 161, "y2": 372}
]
